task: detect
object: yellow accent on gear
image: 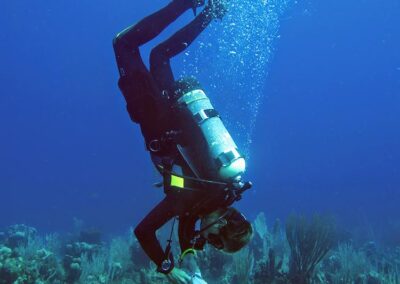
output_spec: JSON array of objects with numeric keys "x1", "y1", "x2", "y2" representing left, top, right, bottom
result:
[
  {"x1": 180, "y1": 248, "x2": 196, "y2": 261},
  {"x1": 170, "y1": 175, "x2": 184, "y2": 188}
]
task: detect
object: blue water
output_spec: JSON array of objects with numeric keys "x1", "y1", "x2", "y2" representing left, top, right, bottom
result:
[{"x1": 0, "y1": 0, "x2": 399, "y2": 244}]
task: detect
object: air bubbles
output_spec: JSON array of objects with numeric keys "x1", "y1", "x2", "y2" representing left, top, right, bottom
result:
[{"x1": 182, "y1": 0, "x2": 294, "y2": 160}]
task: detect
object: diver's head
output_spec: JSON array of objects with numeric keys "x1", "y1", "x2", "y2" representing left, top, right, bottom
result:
[{"x1": 200, "y1": 207, "x2": 253, "y2": 253}]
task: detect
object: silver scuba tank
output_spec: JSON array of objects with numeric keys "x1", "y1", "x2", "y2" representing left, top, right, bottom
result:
[{"x1": 176, "y1": 89, "x2": 246, "y2": 182}]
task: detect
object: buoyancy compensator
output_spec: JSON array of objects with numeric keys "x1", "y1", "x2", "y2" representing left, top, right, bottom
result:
[{"x1": 173, "y1": 85, "x2": 246, "y2": 182}]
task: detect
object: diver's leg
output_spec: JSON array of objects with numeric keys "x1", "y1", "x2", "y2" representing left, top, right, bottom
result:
[
  {"x1": 115, "y1": 0, "x2": 198, "y2": 49},
  {"x1": 113, "y1": 0, "x2": 197, "y2": 77},
  {"x1": 149, "y1": 5, "x2": 216, "y2": 91}
]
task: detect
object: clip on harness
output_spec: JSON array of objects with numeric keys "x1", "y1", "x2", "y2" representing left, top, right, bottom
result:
[{"x1": 157, "y1": 216, "x2": 177, "y2": 274}]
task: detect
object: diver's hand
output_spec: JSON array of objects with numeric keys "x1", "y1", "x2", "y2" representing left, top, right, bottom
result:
[{"x1": 166, "y1": 268, "x2": 192, "y2": 284}]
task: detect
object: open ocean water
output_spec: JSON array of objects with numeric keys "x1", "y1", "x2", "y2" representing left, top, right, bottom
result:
[{"x1": 0, "y1": 0, "x2": 399, "y2": 283}]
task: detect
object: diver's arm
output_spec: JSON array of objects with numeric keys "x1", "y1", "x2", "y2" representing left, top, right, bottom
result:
[
  {"x1": 134, "y1": 225, "x2": 166, "y2": 268},
  {"x1": 134, "y1": 195, "x2": 178, "y2": 269}
]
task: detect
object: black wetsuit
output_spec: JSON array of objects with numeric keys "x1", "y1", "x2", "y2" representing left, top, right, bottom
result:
[{"x1": 112, "y1": 0, "x2": 217, "y2": 268}]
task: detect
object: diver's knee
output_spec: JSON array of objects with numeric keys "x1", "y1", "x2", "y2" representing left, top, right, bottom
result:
[
  {"x1": 112, "y1": 36, "x2": 119, "y2": 48},
  {"x1": 113, "y1": 34, "x2": 141, "y2": 58},
  {"x1": 150, "y1": 45, "x2": 166, "y2": 67},
  {"x1": 113, "y1": 34, "x2": 126, "y2": 50},
  {"x1": 134, "y1": 224, "x2": 146, "y2": 240},
  {"x1": 113, "y1": 29, "x2": 136, "y2": 50}
]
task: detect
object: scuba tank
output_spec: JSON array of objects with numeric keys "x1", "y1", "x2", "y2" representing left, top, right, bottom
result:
[{"x1": 174, "y1": 87, "x2": 246, "y2": 182}]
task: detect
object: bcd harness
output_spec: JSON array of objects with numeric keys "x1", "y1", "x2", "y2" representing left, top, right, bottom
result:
[
  {"x1": 153, "y1": 86, "x2": 250, "y2": 273},
  {"x1": 156, "y1": 160, "x2": 252, "y2": 274}
]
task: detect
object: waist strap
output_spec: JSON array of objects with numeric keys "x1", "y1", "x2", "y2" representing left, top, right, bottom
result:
[{"x1": 156, "y1": 164, "x2": 228, "y2": 192}]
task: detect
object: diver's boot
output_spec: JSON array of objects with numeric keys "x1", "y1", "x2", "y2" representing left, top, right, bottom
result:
[{"x1": 205, "y1": 0, "x2": 228, "y2": 20}]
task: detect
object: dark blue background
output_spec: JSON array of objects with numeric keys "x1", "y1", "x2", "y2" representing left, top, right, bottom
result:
[{"x1": 0, "y1": 0, "x2": 399, "y2": 239}]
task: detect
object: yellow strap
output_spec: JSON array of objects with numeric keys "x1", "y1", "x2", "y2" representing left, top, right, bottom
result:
[
  {"x1": 180, "y1": 248, "x2": 196, "y2": 261},
  {"x1": 171, "y1": 175, "x2": 184, "y2": 188}
]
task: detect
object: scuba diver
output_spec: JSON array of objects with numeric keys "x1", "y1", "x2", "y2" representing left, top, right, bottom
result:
[{"x1": 113, "y1": 0, "x2": 253, "y2": 283}]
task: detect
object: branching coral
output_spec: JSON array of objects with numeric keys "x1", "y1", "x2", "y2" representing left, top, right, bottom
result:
[
  {"x1": 286, "y1": 214, "x2": 336, "y2": 284},
  {"x1": 327, "y1": 243, "x2": 370, "y2": 284},
  {"x1": 231, "y1": 247, "x2": 254, "y2": 284},
  {"x1": 253, "y1": 248, "x2": 288, "y2": 284},
  {"x1": 3, "y1": 213, "x2": 400, "y2": 284},
  {"x1": 0, "y1": 243, "x2": 64, "y2": 284},
  {"x1": 383, "y1": 268, "x2": 400, "y2": 284},
  {"x1": 197, "y1": 245, "x2": 231, "y2": 282},
  {"x1": 254, "y1": 212, "x2": 268, "y2": 240},
  {"x1": 253, "y1": 212, "x2": 269, "y2": 258},
  {"x1": 79, "y1": 251, "x2": 108, "y2": 283}
]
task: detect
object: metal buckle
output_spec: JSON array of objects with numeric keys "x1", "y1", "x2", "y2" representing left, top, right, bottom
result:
[{"x1": 149, "y1": 139, "x2": 161, "y2": 153}]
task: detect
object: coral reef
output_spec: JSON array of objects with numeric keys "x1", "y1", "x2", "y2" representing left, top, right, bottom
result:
[
  {"x1": 231, "y1": 247, "x2": 254, "y2": 284},
  {"x1": 0, "y1": 214, "x2": 399, "y2": 283},
  {"x1": 253, "y1": 248, "x2": 286, "y2": 284},
  {"x1": 197, "y1": 245, "x2": 232, "y2": 283},
  {"x1": 4, "y1": 225, "x2": 37, "y2": 249},
  {"x1": 286, "y1": 214, "x2": 336, "y2": 284},
  {"x1": 0, "y1": 225, "x2": 63, "y2": 284}
]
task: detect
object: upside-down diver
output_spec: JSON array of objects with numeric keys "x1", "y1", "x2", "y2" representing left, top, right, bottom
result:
[{"x1": 113, "y1": 0, "x2": 253, "y2": 283}]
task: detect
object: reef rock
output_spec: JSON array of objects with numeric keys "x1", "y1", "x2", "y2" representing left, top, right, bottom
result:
[
  {"x1": 0, "y1": 232, "x2": 6, "y2": 244},
  {"x1": 65, "y1": 241, "x2": 102, "y2": 258},
  {"x1": 5, "y1": 224, "x2": 37, "y2": 248}
]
